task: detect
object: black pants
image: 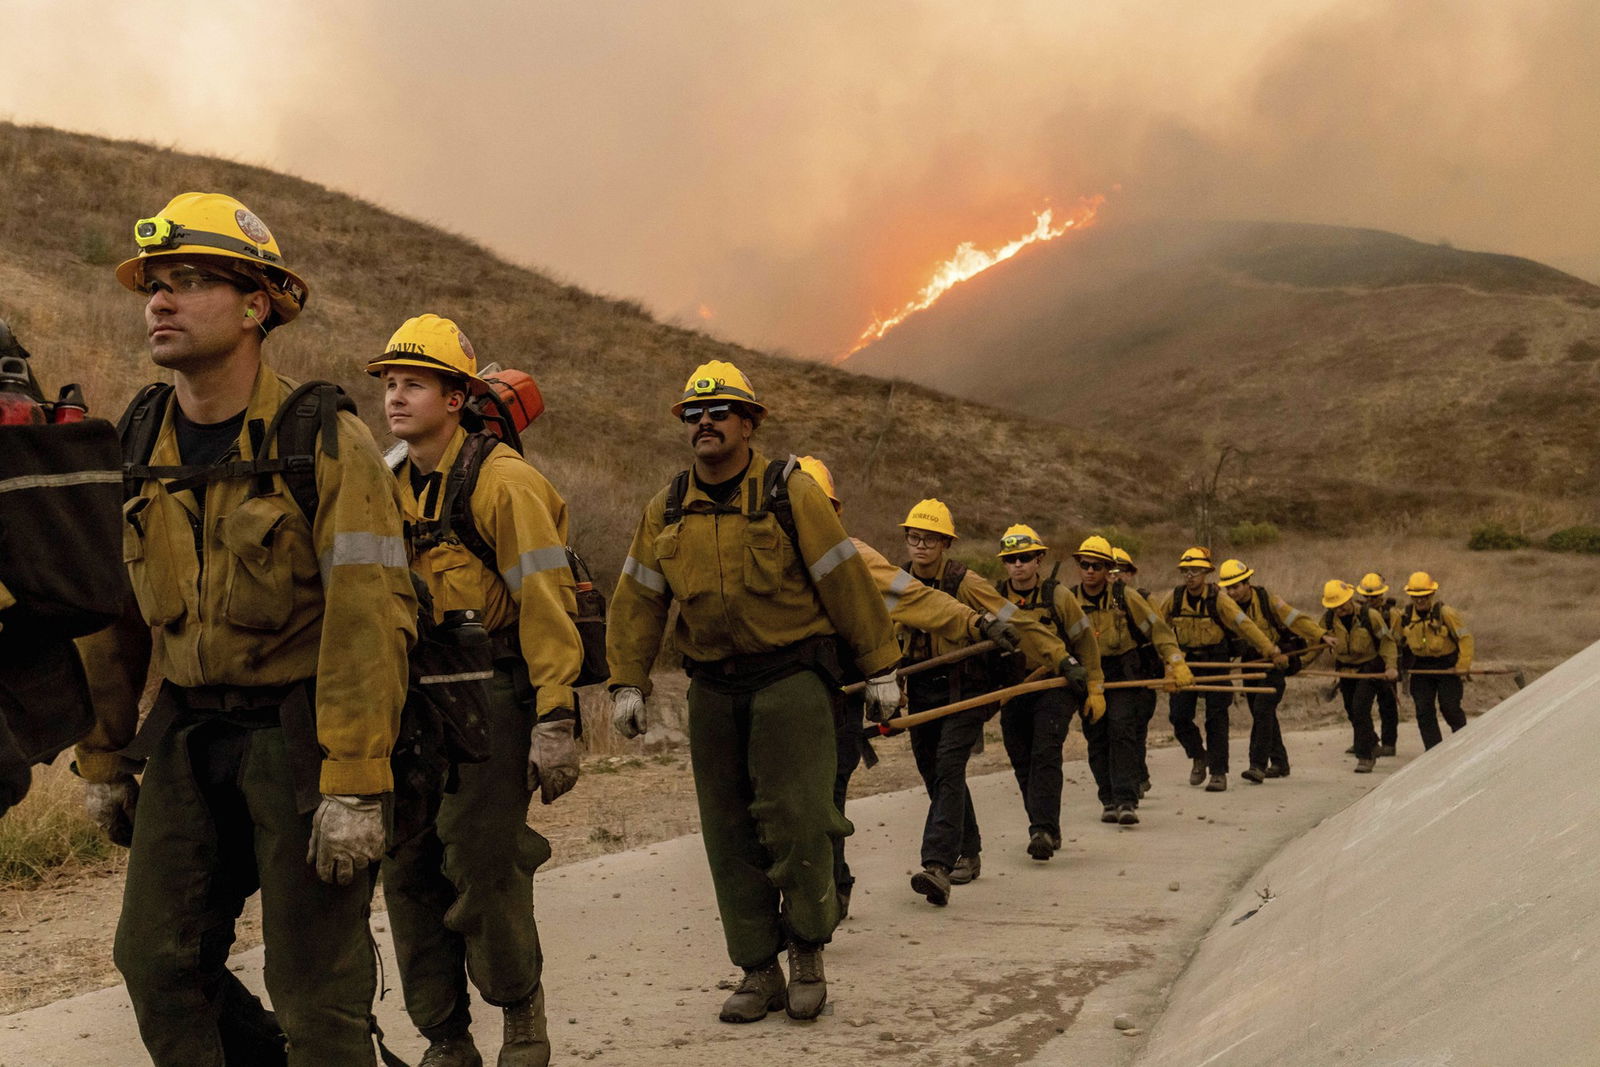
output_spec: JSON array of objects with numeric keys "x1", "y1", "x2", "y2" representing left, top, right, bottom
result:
[
  {"x1": 1374, "y1": 672, "x2": 1399, "y2": 747},
  {"x1": 1409, "y1": 674, "x2": 1467, "y2": 749},
  {"x1": 1338, "y1": 672, "x2": 1380, "y2": 759},
  {"x1": 1084, "y1": 687, "x2": 1144, "y2": 807},
  {"x1": 831, "y1": 695, "x2": 865, "y2": 892},
  {"x1": 1132, "y1": 686, "x2": 1157, "y2": 787},
  {"x1": 1246, "y1": 671, "x2": 1290, "y2": 771},
  {"x1": 1169, "y1": 659, "x2": 1235, "y2": 775},
  {"x1": 999, "y1": 686, "x2": 1070, "y2": 836}
]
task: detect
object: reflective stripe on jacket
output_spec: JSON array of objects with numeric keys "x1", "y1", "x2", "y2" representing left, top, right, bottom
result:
[
  {"x1": 1401, "y1": 604, "x2": 1473, "y2": 668},
  {"x1": 1153, "y1": 584, "x2": 1275, "y2": 656},
  {"x1": 998, "y1": 579, "x2": 1103, "y2": 689},
  {"x1": 1241, "y1": 587, "x2": 1326, "y2": 647},
  {"x1": 856, "y1": 537, "x2": 981, "y2": 644},
  {"x1": 894, "y1": 560, "x2": 1065, "y2": 671},
  {"x1": 1075, "y1": 584, "x2": 1183, "y2": 665}
]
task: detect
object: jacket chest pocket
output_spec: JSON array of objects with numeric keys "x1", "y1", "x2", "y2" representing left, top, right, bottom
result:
[
  {"x1": 653, "y1": 524, "x2": 701, "y2": 599},
  {"x1": 122, "y1": 494, "x2": 189, "y2": 627},
  {"x1": 218, "y1": 496, "x2": 296, "y2": 631},
  {"x1": 421, "y1": 542, "x2": 484, "y2": 619},
  {"x1": 742, "y1": 520, "x2": 786, "y2": 596}
]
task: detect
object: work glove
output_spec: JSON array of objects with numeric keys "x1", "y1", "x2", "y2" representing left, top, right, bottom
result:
[
  {"x1": 1271, "y1": 648, "x2": 1291, "y2": 670},
  {"x1": 863, "y1": 672, "x2": 902, "y2": 723},
  {"x1": 1059, "y1": 658, "x2": 1088, "y2": 696},
  {"x1": 84, "y1": 776, "x2": 139, "y2": 848},
  {"x1": 1169, "y1": 662, "x2": 1195, "y2": 690},
  {"x1": 976, "y1": 613, "x2": 1020, "y2": 653},
  {"x1": 528, "y1": 717, "x2": 580, "y2": 804},
  {"x1": 1084, "y1": 682, "x2": 1107, "y2": 723},
  {"x1": 306, "y1": 794, "x2": 385, "y2": 887},
  {"x1": 1384, "y1": 667, "x2": 1399, "y2": 682},
  {"x1": 610, "y1": 686, "x2": 647, "y2": 739}
]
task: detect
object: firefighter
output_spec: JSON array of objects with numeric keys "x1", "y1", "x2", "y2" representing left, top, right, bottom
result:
[
  {"x1": 75, "y1": 192, "x2": 416, "y2": 1066},
  {"x1": 1398, "y1": 572, "x2": 1475, "y2": 749},
  {"x1": 992, "y1": 525, "x2": 1103, "y2": 852},
  {"x1": 1356, "y1": 572, "x2": 1402, "y2": 756},
  {"x1": 1321, "y1": 579, "x2": 1399, "y2": 773},
  {"x1": 370, "y1": 315, "x2": 581, "y2": 1067},
  {"x1": 1109, "y1": 546, "x2": 1160, "y2": 793},
  {"x1": 1218, "y1": 559, "x2": 1333, "y2": 784},
  {"x1": 793, "y1": 457, "x2": 1018, "y2": 919},
  {"x1": 895, "y1": 501, "x2": 1070, "y2": 902},
  {"x1": 606, "y1": 363, "x2": 899, "y2": 1023},
  {"x1": 1153, "y1": 548, "x2": 1282, "y2": 792},
  {"x1": 1071, "y1": 537, "x2": 1187, "y2": 823}
]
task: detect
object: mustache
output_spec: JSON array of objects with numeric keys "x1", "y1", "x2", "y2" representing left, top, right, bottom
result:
[{"x1": 694, "y1": 428, "x2": 723, "y2": 442}]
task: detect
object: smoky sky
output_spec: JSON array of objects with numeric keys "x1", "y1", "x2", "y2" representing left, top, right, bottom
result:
[{"x1": 3, "y1": 0, "x2": 1595, "y2": 358}]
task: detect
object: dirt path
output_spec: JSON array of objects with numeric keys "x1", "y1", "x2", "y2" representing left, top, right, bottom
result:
[{"x1": 1, "y1": 723, "x2": 1408, "y2": 1065}]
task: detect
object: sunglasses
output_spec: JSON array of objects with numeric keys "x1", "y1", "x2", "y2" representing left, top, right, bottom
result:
[
  {"x1": 1004, "y1": 552, "x2": 1043, "y2": 564},
  {"x1": 1077, "y1": 559, "x2": 1109, "y2": 572},
  {"x1": 681, "y1": 403, "x2": 736, "y2": 425}
]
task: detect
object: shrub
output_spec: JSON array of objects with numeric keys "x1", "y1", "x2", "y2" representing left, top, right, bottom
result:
[
  {"x1": 1491, "y1": 332, "x2": 1529, "y2": 361},
  {"x1": 1467, "y1": 522, "x2": 1531, "y2": 550},
  {"x1": 1546, "y1": 525, "x2": 1600, "y2": 554},
  {"x1": 1565, "y1": 339, "x2": 1600, "y2": 363},
  {"x1": 0, "y1": 762, "x2": 116, "y2": 887},
  {"x1": 1090, "y1": 527, "x2": 1145, "y2": 558},
  {"x1": 1227, "y1": 521, "x2": 1280, "y2": 548},
  {"x1": 76, "y1": 228, "x2": 118, "y2": 266}
]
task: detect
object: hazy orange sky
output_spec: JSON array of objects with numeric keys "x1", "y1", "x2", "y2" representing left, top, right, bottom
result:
[{"x1": 3, "y1": 0, "x2": 1595, "y2": 357}]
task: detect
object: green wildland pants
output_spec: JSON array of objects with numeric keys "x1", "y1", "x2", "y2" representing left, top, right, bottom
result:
[
  {"x1": 381, "y1": 665, "x2": 551, "y2": 1047},
  {"x1": 115, "y1": 708, "x2": 378, "y2": 1067},
  {"x1": 688, "y1": 667, "x2": 850, "y2": 968}
]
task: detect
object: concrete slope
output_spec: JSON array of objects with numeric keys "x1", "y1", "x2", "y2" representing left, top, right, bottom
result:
[{"x1": 1138, "y1": 642, "x2": 1600, "y2": 1067}]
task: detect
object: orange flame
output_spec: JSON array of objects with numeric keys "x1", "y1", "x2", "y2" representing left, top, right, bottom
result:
[
  {"x1": 837, "y1": 195, "x2": 1105, "y2": 362},
  {"x1": 696, "y1": 303, "x2": 716, "y2": 321}
]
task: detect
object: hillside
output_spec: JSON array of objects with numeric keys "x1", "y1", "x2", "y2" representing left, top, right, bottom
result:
[
  {"x1": 0, "y1": 122, "x2": 1170, "y2": 579},
  {"x1": 844, "y1": 220, "x2": 1600, "y2": 530}
]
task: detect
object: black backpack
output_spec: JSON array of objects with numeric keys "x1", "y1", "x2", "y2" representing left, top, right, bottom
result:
[
  {"x1": 662, "y1": 453, "x2": 801, "y2": 548},
  {"x1": 1248, "y1": 586, "x2": 1308, "y2": 674}
]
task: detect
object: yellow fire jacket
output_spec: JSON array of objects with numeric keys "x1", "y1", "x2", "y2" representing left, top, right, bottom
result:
[
  {"x1": 895, "y1": 559, "x2": 1065, "y2": 672},
  {"x1": 1399, "y1": 603, "x2": 1474, "y2": 668},
  {"x1": 400, "y1": 426, "x2": 582, "y2": 716},
  {"x1": 1328, "y1": 607, "x2": 1398, "y2": 666},
  {"x1": 606, "y1": 453, "x2": 898, "y2": 695},
  {"x1": 1152, "y1": 584, "x2": 1276, "y2": 657},
  {"x1": 997, "y1": 578, "x2": 1104, "y2": 690},
  {"x1": 75, "y1": 364, "x2": 417, "y2": 794},
  {"x1": 1237, "y1": 586, "x2": 1326, "y2": 650},
  {"x1": 855, "y1": 537, "x2": 983, "y2": 643},
  {"x1": 1074, "y1": 583, "x2": 1183, "y2": 666}
]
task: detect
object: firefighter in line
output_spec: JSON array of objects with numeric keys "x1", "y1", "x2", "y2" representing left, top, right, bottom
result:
[
  {"x1": 76, "y1": 193, "x2": 416, "y2": 1065},
  {"x1": 1218, "y1": 559, "x2": 1332, "y2": 784},
  {"x1": 896, "y1": 501, "x2": 1071, "y2": 904},
  {"x1": 794, "y1": 457, "x2": 1019, "y2": 919},
  {"x1": 1072, "y1": 537, "x2": 1187, "y2": 823},
  {"x1": 371, "y1": 315, "x2": 582, "y2": 1067},
  {"x1": 1398, "y1": 572, "x2": 1475, "y2": 750},
  {"x1": 606, "y1": 363, "x2": 899, "y2": 1024},
  {"x1": 992, "y1": 526, "x2": 1104, "y2": 850},
  {"x1": 1356, "y1": 572, "x2": 1402, "y2": 756},
  {"x1": 1321, "y1": 579, "x2": 1399, "y2": 773},
  {"x1": 1110, "y1": 546, "x2": 1161, "y2": 794},
  {"x1": 1154, "y1": 548, "x2": 1282, "y2": 792}
]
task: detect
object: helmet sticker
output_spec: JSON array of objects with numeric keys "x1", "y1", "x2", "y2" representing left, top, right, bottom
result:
[
  {"x1": 456, "y1": 330, "x2": 476, "y2": 362},
  {"x1": 235, "y1": 209, "x2": 272, "y2": 245}
]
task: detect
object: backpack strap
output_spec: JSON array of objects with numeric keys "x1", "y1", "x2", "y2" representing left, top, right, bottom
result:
[
  {"x1": 662, "y1": 469, "x2": 691, "y2": 527},
  {"x1": 751, "y1": 454, "x2": 801, "y2": 553},
  {"x1": 118, "y1": 383, "x2": 176, "y2": 496},
  {"x1": 939, "y1": 558, "x2": 968, "y2": 598},
  {"x1": 403, "y1": 432, "x2": 498, "y2": 574},
  {"x1": 1254, "y1": 586, "x2": 1290, "y2": 642},
  {"x1": 1039, "y1": 562, "x2": 1068, "y2": 642},
  {"x1": 261, "y1": 381, "x2": 354, "y2": 525},
  {"x1": 1112, "y1": 581, "x2": 1151, "y2": 647}
]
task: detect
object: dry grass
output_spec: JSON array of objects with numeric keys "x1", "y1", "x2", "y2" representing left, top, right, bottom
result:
[{"x1": 0, "y1": 759, "x2": 121, "y2": 890}]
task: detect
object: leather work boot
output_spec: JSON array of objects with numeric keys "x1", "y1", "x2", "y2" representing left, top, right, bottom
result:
[
  {"x1": 1265, "y1": 763, "x2": 1290, "y2": 778},
  {"x1": 719, "y1": 959, "x2": 787, "y2": 1023},
  {"x1": 1049, "y1": 831, "x2": 1063, "y2": 850},
  {"x1": 1205, "y1": 774, "x2": 1227, "y2": 792},
  {"x1": 785, "y1": 942, "x2": 828, "y2": 1020},
  {"x1": 1376, "y1": 744, "x2": 1397, "y2": 757},
  {"x1": 1345, "y1": 744, "x2": 1357, "y2": 755},
  {"x1": 911, "y1": 864, "x2": 952, "y2": 906},
  {"x1": 1189, "y1": 758, "x2": 1207, "y2": 786},
  {"x1": 1026, "y1": 831, "x2": 1054, "y2": 860},
  {"x1": 1241, "y1": 766, "x2": 1266, "y2": 784},
  {"x1": 1117, "y1": 804, "x2": 1140, "y2": 825},
  {"x1": 499, "y1": 986, "x2": 550, "y2": 1066},
  {"x1": 836, "y1": 883, "x2": 852, "y2": 921},
  {"x1": 1101, "y1": 805, "x2": 1118, "y2": 823},
  {"x1": 1354, "y1": 758, "x2": 1376, "y2": 773},
  {"x1": 419, "y1": 1034, "x2": 483, "y2": 1067},
  {"x1": 1139, "y1": 779, "x2": 1152, "y2": 798},
  {"x1": 949, "y1": 854, "x2": 981, "y2": 884}
]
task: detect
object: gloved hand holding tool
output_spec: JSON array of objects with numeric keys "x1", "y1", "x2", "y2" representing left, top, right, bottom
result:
[
  {"x1": 1058, "y1": 657, "x2": 1088, "y2": 696},
  {"x1": 528, "y1": 715, "x2": 580, "y2": 804},
  {"x1": 610, "y1": 686, "x2": 647, "y2": 738},
  {"x1": 976, "y1": 612, "x2": 1020, "y2": 653},
  {"x1": 1084, "y1": 681, "x2": 1107, "y2": 723},
  {"x1": 85, "y1": 775, "x2": 139, "y2": 847},
  {"x1": 306, "y1": 794, "x2": 385, "y2": 886},
  {"x1": 863, "y1": 672, "x2": 902, "y2": 723}
]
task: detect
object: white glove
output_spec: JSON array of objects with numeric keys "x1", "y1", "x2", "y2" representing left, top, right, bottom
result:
[
  {"x1": 85, "y1": 777, "x2": 139, "y2": 847},
  {"x1": 611, "y1": 686, "x2": 647, "y2": 739},
  {"x1": 528, "y1": 717, "x2": 581, "y2": 804},
  {"x1": 864, "y1": 672, "x2": 902, "y2": 723},
  {"x1": 306, "y1": 794, "x2": 385, "y2": 886}
]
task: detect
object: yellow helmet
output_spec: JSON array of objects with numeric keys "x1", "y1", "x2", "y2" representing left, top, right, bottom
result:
[
  {"x1": 1178, "y1": 546, "x2": 1214, "y2": 571},
  {"x1": 1322, "y1": 579, "x2": 1355, "y2": 609},
  {"x1": 366, "y1": 314, "x2": 489, "y2": 392},
  {"x1": 901, "y1": 498, "x2": 958, "y2": 539},
  {"x1": 796, "y1": 455, "x2": 840, "y2": 510},
  {"x1": 1111, "y1": 547, "x2": 1136, "y2": 572},
  {"x1": 997, "y1": 523, "x2": 1049, "y2": 558},
  {"x1": 116, "y1": 192, "x2": 309, "y2": 326},
  {"x1": 1404, "y1": 571, "x2": 1440, "y2": 596},
  {"x1": 671, "y1": 360, "x2": 765, "y2": 420},
  {"x1": 1217, "y1": 558, "x2": 1255, "y2": 587},
  {"x1": 1357, "y1": 572, "x2": 1389, "y2": 597},
  {"x1": 1074, "y1": 535, "x2": 1115, "y2": 563}
]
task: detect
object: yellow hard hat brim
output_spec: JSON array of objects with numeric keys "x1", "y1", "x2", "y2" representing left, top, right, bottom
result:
[
  {"x1": 367, "y1": 356, "x2": 492, "y2": 394},
  {"x1": 1218, "y1": 569, "x2": 1254, "y2": 588},
  {"x1": 998, "y1": 547, "x2": 1047, "y2": 558},
  {"x1": 1074, "y1": 550, "x2": 1115, "y2": 564},
  {"x1": 116, "y1": 249, "x2": 310, "y2": 324},
  {"x1": 1323, "y1": 590, "x2": 1354, "y2": 608}
]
